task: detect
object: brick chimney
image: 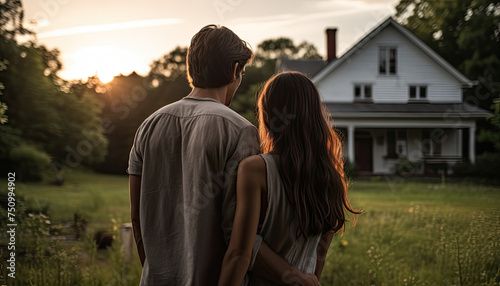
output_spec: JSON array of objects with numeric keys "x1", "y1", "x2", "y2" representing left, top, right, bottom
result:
[{"x1": 326, "y1": 28, "x2": 337, "y2": 62}]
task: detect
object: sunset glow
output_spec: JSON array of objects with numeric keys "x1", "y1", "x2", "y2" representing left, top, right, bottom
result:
[
  {"x1": 58, "y1": 45, "x2": 150, "y2": 83},
  {"x1": 23, "y1": 0, "x2": 396, "y2": 82}
]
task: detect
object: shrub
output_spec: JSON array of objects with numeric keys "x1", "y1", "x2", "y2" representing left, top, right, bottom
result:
[
  {"x1": 474, "y1": 152, "x2": 500, "y2": 182},
  {"x1": 9, "y1": 143, "x2": 51, "y2": 182},
  {"x1": 344, "y1": 160, "x2": 358, "y2": 178},
  {"x1": 453, "y1": 152, "x2": 500, "y2": 185}
]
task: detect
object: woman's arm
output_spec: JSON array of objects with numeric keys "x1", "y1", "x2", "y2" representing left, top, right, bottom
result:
[
  {"x1": 314, "y1": 231, "x2": 334, "y2": 280},
  {"x1": 218, "y1": 155, "x2": 266, "y2": 286}
]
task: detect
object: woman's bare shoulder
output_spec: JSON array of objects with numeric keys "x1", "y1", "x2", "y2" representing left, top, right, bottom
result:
[
  {"x1": 239, "y1": 155, "x2": 265, "y2": 173},
  {"x1": 237, "y1": 155, "x2": 266, "y2": 188}
]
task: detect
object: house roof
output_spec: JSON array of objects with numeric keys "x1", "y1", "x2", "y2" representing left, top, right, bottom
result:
[
  {"x1": 276, "y1": 58, "x2": 327, "y2": 78},
  {"x1": 325, "y1": 102, "x2": 491, "y2": 118},
  {"x1": 313, "y1": 17, "x2": 475, "y2": 88}
]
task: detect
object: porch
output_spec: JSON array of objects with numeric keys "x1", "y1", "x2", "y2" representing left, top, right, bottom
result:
[
  {"x1": 326, "y1": 102, "x2": 490, "y2": 176},
  {"x1": 335, "y1": 125, "x2": 476, "y2": 176}
]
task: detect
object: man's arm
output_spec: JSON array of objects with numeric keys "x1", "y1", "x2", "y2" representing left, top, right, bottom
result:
[{"x1": 129, "y1": 174, "x2": 145, "y2": 266}]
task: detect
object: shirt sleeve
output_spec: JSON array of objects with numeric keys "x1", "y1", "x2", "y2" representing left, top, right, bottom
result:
[
  {"x1": 221, "y1": 125, "x2": 261, "y2": 270},
  {"x1": 127, "y1": 124, "x2": 144, "y2": 176}
]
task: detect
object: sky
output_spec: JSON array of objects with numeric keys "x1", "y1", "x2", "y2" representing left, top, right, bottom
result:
[{"x1": 23, "y1": 0, "x2": 399, "y2": 83}]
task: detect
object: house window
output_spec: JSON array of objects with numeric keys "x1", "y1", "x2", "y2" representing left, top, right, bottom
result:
[
  {"x1": 409, "y1": 85, "x2": 428, "y2": 100},
  {"x1": 422, "y1": 129, "x2": 442, "y2": 155},
  {"x1": 379, "y1": 47, "x2": 397, "y2": 75},
  {"x1": 354, "y1": 84, "x2": 372, "y2": 101}
]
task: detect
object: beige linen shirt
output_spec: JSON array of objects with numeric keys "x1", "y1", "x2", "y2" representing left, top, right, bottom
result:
[{"x1": 128, "y1": 97, "x2": 261, "y2": 286}]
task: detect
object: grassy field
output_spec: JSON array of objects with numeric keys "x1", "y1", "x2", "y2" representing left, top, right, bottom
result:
[
  {"x1": 324, "y1": 177, "x2": 500, "y2": 285},
  {"x1": 10, "y1": 169, "x2": 131, "y2": 230},
  {"x1": 1, "y1": 171, "x2": 499, "y2": 285}
]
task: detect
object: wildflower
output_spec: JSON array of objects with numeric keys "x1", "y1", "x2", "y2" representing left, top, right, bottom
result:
[
  {"x1": 341, "y1": 240, "x2": 348, "y2": 246},
  {"x1": 408, "y1": 207, "x2": 414, "y2": 213}
]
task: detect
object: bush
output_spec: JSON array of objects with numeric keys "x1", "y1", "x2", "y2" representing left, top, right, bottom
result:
[
  {"x1": 453, "y1": 152, "x2": 500, "y2": 185},
  {"x1": 344, "y1": 160, "x2": 358, "y2": 178},
  {"x1": 10, "y1": 143, "x2": 51, "y2": 182},
  {"x1": 474, "y1": 152, "x2": 500, "y2": 182},
  {"x1": 452, "y1": 162, "x2": 474, "y2": 177}
]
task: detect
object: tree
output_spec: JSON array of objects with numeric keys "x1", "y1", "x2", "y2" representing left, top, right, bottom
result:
[
  {"x1": 478, "y1": 99, "x2": 500, "y2": 151},
  {"x1": 255, "y1": 37, "x2": 322, "y2": 64},
  {"x1": 0, "y1": 0, "x2": 32, "y2": 41},
  {"x1": 0, "y1": 59, "x2": 7, "y2": 124},
  {"x1": 0, "y1": 0, "x2": 108, "y2": 181},
  {"x1": 395, "y1": 0, "x2": 500, "y2": 106},
  {"x1": 231, "y1": 38, "x2": 323, "y2": 124},
  {"x1": 149, "y1": 46, "x2": 187, "y2": 81},
  {"x1": 395, "y1": 0, "x2": 500, "y2": 153}
]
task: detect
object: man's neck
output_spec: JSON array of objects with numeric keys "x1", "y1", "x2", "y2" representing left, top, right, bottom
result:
[{"x1": 187, "y1": 86, "x2": 229, "y2": 106}]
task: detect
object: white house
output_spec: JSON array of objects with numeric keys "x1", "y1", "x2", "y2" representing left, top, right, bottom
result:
[{"x1": 278, "y1": 17, "x2": 491, "y2": 175}]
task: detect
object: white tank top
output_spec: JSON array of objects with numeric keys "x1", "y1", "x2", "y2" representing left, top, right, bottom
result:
[{"x1": 247, "y1": 153, "x2": 322, "y2": 285}]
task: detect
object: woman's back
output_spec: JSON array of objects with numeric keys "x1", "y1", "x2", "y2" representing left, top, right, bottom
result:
[
  {"x1": 247, "y1": 153, "x2": 321, "y2": 286},
  {"x1": 219, "y1": 72, "x2": 361, "y2": 286}
]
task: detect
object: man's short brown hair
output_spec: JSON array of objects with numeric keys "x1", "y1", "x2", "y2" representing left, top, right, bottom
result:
[{"x1": 187, "y1": 25, "x2": 253, "y2": 88}]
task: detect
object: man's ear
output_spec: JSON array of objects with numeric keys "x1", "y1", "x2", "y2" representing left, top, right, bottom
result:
[{"x1": 231, "y1": 62, "x2": 239, "y2": 83}]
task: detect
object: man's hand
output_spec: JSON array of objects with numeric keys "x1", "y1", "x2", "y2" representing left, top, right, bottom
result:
[
  {"x1": 300, "y1": 274, "x2": 321, "y2": 286},
  {"x1": 253, "y1": 242, "x2": 321, "y2": 285}
]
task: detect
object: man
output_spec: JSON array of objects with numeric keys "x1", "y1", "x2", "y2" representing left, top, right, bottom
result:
[{"x1": 128, "y1": 25, "x2": 320, "y2": 285}]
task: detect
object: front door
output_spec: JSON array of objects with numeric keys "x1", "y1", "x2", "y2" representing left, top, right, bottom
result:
[{"x1": 355, "y1": 133, "x2": 373, "y2": 173}]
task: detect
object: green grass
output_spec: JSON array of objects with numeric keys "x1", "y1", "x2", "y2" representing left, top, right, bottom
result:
[
  {"x1": 8, "y1": 169, "x2": 131, "y2": 230},
  {"x1": 0, "y1": 170, "x2": 140, "y2": 286},
  {"x1": 322, "y1": 177, "x2": 500, "y2": 285},
  {"x1": 1, "y1": 171, "x2": 499, "y2": 285}
]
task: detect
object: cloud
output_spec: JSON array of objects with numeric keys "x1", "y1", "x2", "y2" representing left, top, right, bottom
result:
[
  {"x1": 313, "y1": 0, "x2": 396, "y2": 10},
  {"x1": 229, "y1": 9, "x2": 368, "y2": 31},
  {"x1": 37, "y1": 18, "x2": 183, "y2": 39}
]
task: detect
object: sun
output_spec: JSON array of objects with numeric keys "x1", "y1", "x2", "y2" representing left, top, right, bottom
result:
[
  {"x1": 58, "y1": 45, "x2": 148, "y2": 83},
  {"x1": 96, "y1": 71, "x2": 116, "y2": 84}
]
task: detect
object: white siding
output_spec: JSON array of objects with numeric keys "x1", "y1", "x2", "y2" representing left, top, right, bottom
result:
[{"x1": 317, "y1": 25, "x2": 463, "y2": 103}]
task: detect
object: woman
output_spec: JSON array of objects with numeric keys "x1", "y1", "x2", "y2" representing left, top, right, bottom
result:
[{"x1": 218, "y1": 71, "x2": 362, "y2": 285}]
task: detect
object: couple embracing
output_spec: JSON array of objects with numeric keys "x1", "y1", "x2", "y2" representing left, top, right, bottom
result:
[{"x1": 128, "y1": 24, "x2": 360, "y2": 286}]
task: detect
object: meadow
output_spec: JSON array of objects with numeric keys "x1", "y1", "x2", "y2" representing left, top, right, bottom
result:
[{"x1": 1, "y1": 170, "x2": 499, "y2": 285}]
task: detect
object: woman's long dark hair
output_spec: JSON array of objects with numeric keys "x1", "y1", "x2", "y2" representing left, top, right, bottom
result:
[{"x1": 257, "y1": 71, "x2": 362, "y2": 237}]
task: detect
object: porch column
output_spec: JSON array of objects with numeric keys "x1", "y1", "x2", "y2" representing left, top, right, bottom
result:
[
  {"x1": 348, "y1": 125, "x2": 355, "y2": 164},
  {"x1": 469, "y1": 123, "x2": 476, "y2": 164}
]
